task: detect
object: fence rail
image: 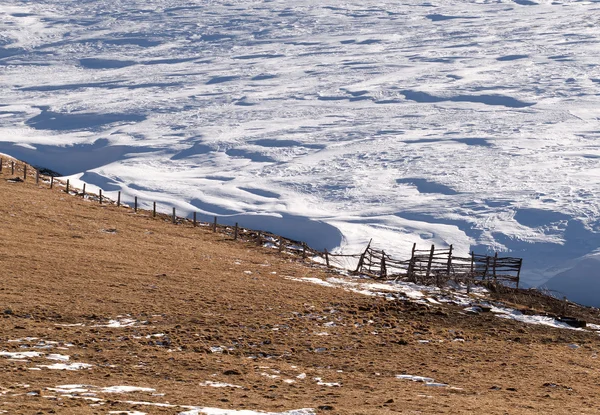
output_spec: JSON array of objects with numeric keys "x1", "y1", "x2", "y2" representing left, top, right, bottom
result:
[{"x1": 0, "y1": 156, "x2": 522, "y2": 289}]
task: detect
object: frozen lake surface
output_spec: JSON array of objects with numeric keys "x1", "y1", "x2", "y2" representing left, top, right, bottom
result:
[{"x1": 1, "y1": 0, "x2": 600, "y2": 303}]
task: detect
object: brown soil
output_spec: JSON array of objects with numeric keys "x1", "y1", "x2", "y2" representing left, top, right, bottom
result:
[{"x1": 1, "y1": 160, "x2": 600, "y2": 415}]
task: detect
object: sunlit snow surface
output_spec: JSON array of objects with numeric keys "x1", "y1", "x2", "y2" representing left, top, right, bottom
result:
[{"x1": 1, "y1": 0, "x2": 600, "y2": 289}]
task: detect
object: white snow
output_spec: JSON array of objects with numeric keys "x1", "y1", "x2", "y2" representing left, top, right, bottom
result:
[
  {"x1": 490, "y1": 306, "x2": 583, "y2": 330},
  {"x1": 38, "y1": 362, "x2": 93, "y2": 370},
  {"x1": 46, "y1": 354, "x2": 70, "y2": 362},
  {"x1": 100, "y1": 386, "x2": 156, "y2": 394},
  {"x1": 7, "y1": 337, "x2": 38, "y2": 343},
  {"x1": 179, "y1": 409, "x2": 315, "y2": 415},
  {"x1": 49, "y1": 384, "x2": 155, "y2": 394},
  {"x1": 97, "y1": 318, "x2": 140, "y2": 328},
  {"x1": 0, "y1": 351, "x2": 41, "y2": 359},
  {"x1": 313, "y1": 377, "x2": 341, "y2": 387},
  {"x1": 396, "y1": 375, "x2": 447, "y2": 387},
  {"x1": 199, "y1": 381, "x2": 242, "y2": 389}
]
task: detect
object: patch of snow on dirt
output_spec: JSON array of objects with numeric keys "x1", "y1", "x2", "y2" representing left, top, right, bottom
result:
[
  {"x1": 100, "y1": 386, "x2": 156, "y2": 393},
  {"x1": 0, "y1": 351, "x2": 42, "y2": 359},
  {"x1": 314, "y1": 377, "x2": 341, "y2": 387},
  {"x1": 38, "y1": 362, "x2": 93, "y2": 370},
  {"x1": 490, "y1": 306, "x2": 583, "y2": 330},
  {"x1": 179, "y1": 408, "x2": 315, "y2": 415},
  {"x1": 46, "y1": 353, "x2": 70, "y2": 361},
  {"x1": 199, "y1": 381, "x2": 242, "y2": 388},
  {"x1": 291, "y1": 274, "x2": 595, "y2": 332},
  {"x1": 396, "y1": 375, "x2": 448, "y2": 387},
  {"x1": 98, "y1": 317, "x2": 141, "y2": 328}
]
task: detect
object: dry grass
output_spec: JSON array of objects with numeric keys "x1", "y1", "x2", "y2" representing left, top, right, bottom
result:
[{"x1": 1, "y1": 159, "x2": 600, "y2": 414}]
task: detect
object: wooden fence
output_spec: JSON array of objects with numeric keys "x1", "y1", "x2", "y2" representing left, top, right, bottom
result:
[
  {"x1": 0, "y1": 156, "x2": 522, "y2": 288},
  {"x1": 352, "y1": 242, "x2": 522, "y2": 287}
]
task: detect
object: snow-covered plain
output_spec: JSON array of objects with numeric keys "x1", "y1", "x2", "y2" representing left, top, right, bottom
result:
[{"x1": 1, "y1": 0, "x2": 600, "y2": 301}]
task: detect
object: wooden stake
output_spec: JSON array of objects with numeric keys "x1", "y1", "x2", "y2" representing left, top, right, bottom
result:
[
  {"x1": 11, "y1": 161, "x2": 14, "y2": 175},
  {"x1": 99, "y1": 189, "x2": 102, "y2": 204},
  {"x1": 256, "y1": 231, "x2": 262, "y2": 246},
  {"x1": 82, "y1": 183, "x2": 86, "y2": 197},
  {"x1": 278, "y1": 236, "x2": 283, "y2": 252},
  {"x1": 470, "y1": 251, "x2": 475, "y2": 275},
  {"x1": 380, "y1": 250, "x2": 387, "y2": 279},
  {"x1": 35, "y1": 170, "x2": 39, "y2": 184},
  {"x1": 407, "y1": 242, "x2": 417, "y2": 282},
  {"x1": 135, "y1": 197, "x2": 138, "y2": 212},
  {"x1": 23, "y1": 165, "x2": 27, "y2": 180},
  {"x1": 234, "y1": 222, "x2": 238, "y2": 240},
  {"x1": 493, "y1": 252, "x2": 498, "y2": 281},
  {"x1": 484, "y1": 256, "x2": 490, "y2": 280},
  {"x1": 213, "y1": 216, "x2": 217, "y2": 232},
  {"x1": 324, "y1": 249, "x2": 330, "y2": 267},
  {"x1": 66, "y1": 179, "x2": 69, "y2": 193},
  {"x1": 446, "y1": 244, "x2": 453, "y2": 276},
  {"x1": 117, "y1": 191, "x2": 121, "y2": 207},
  {"x1": 193, "y1": 212, "x2": 197, "y2": 227},
  {"x1": 302, "y1": 242, "x2": 307, "y2": 258},
  {"x1": 425, "y1": 244, "x2": 435, "y2": 278},
  {"x1": 0, "y1": 158, "x2": 3, "y2": 173},
  {"x1": 153, "y1": 201, "x2": 156, "y2": 217},
  {"x1": 50, "y1": 176, "x2": 54, "y2": 189},
  {"x1": 172, "y1": 207, "x2": 176, "y2": 224},
  {"x1": 355, "y1": 239, "x2": 372, "y2": 273}
]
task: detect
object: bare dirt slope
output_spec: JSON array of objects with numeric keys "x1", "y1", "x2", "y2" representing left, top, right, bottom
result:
[{"x1": 1, "y1": 163, "x2": 600, "y2": 414}]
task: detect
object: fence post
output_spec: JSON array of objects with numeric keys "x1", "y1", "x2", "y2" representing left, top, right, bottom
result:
[
  {"x1": 278, "y1": 236, "x2": 283, "y2": 252},
  {"x1": 302, "y1": 242, "x2": 307, "y2": 258},
  {"x1": 99, "y1": 189, "x2": 102, "y2": 204},
  {"x1": 213, "y1": 216, "x2": 217, "y2": 232},
  {"x1": 35, "y1": 170, "x2": 39, "y2": 184},
  {"x1": 82, "y1": 183, "x2": 86, "y2": 197},
  {"x1": 172, "y1": 207, "x2": 176, "y2": 224},
  {"x1": 493, "y1": 252, "x2": 498, "y2": 282},
  {"x1": 256, "y1": 232, "x2": 262, "y2": 246},
  {"x1": 355, "y1": 239, "x2": 372, "y2": 273},
  {"x1": 66, "y1": 179, "x2": 70, "y2": 193},
  {"x1": 11, "y1": 161, "x2": 14, "y2": 175},
  {"x1": 153, "y1": 201, "x2": 156, "y2": 217},
  {"x1": 470, "y1": 251, "x2": 475, "y2": 275},
  {"x1": 446, "y1": 244, "x2": 453, "y2": 276},
  {"x1": 117, "y1": 191, "x2": 121, "y2": 207},
  {"x1": 50, "y1": 176, "x2": 54, "y2": 189},
  {"x1": 516, "y1": 259, "x2": 522, "y2": 288},
  {"x1": 193, "y1": 212, "x2": 197, "y2": 227},
  {"x1": 380, "y1": 250, "x2": 387, "y2": 279},
  {"x1": 407, "y1": 242, "x2": 417, "y2": 282},
  {"x1": 426, "y1": 244, "x2": 435, "y2": 278},
  {"x1": 23, "y1": 165, "x2": 27, "y2": 180},
  {"x1": 324, "y1": 249, "x2": 330, "y2": 268},
  {"x1": 0, "y1": 158, "x2": 2, "y2": 173},
  {"x1": 234, "y1": 222, "x2": 238, "y2": 240},
  {"x1": 134, "y1": 197, "x2": 137, "y2": 212},
  {"x1": 484, "y1": 256, "x2": 490, "y2": 280}
]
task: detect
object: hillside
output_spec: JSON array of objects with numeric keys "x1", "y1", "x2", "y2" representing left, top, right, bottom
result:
[{"x1": 1, "y1": 160, "x2": 600, "y2": 414}]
